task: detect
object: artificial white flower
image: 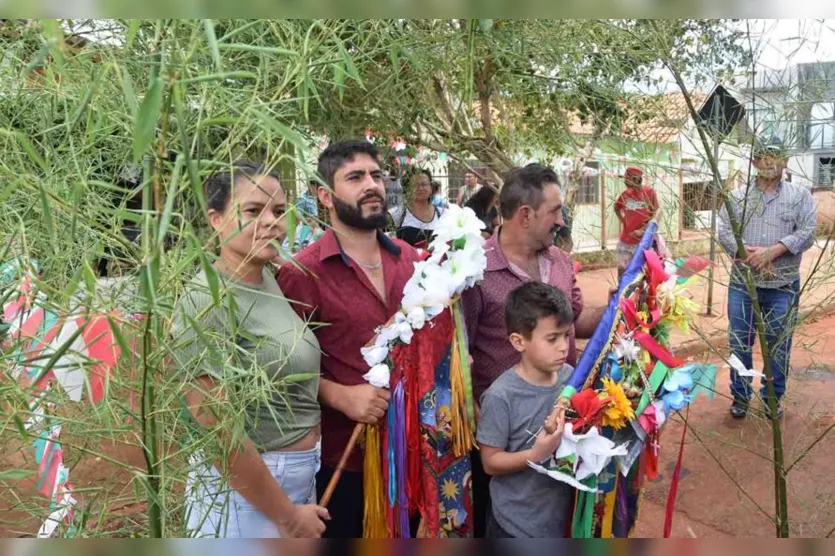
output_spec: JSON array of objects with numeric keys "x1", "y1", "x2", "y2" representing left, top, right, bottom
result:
[
  {"x1": 361, "y1": 344, "x2": 389, "y2": 367},
  {"x1": 421, "y1": 262, "x2": 458, "y2": 300},
  {"x1": 614, "y1": 335, "x2": 641, "y2": 363},
  {"x1": 377, "y1": 323, "x2": 401, "y2": 345},
  {"x1": 433, "y1": 205, "x2": 486, "y2": 245},
  {"x1": 427, "y1": 240, "x2": 451, "y2": 265},
  {"x1": 528, "y1": 462, "x2": 599, "y2": 493},
  {"x1": 555, "y1": 423, "x2": 629, "y2": 481},
  {"x1": 363, "y1": 364, "x2": 390, "y2": 388},
  {"x1": 392, "y1": 312, "x2": 414, "y2": 344},
  {"x1": 406, "y1": 306, "x2": 427, "y2": 330}
]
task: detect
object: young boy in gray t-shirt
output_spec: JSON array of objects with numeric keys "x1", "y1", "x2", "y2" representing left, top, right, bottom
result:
[{"x1": 476, "y1": 282, "x2": 576, "y2": 538}]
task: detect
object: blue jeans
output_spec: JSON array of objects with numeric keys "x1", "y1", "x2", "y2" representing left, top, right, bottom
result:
[
  {"x1": 185, "y1": 443, "x2": 320, "y2": 538},
  {"x1": 728, "y1": 280, "x2": 800, "y2": 403}
]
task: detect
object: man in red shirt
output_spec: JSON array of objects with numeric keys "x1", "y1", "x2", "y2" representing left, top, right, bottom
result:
[
  {"x1": 614, "y1": 167, "x2": 659, "y2": 278},
  {"x1": 278, "y1": 139, "x2": 421, "y2": 538}
]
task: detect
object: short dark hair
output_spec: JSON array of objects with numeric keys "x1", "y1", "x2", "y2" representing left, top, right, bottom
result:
[
  {"x1": 205, "y1": 161, "x2": 280, "y2": 213},
  {"x1": 499, "y1": 163, "x2": 560, "y2": 220},
  {"x1": 317, "y1": 139, "x2": 380, "y2": 188},
  {"x1": 505, "y1": 282, "x2": 573, "y2": 339}
]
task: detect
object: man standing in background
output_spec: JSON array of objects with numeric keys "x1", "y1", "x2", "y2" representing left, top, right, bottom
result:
[
  {"x1": 384, "y1": 153, "x2": 405, "y2": 213},
  {"x1": 718, "y1": 138, "x2": 816, "y2": 420},
  {"x1": 457, "y1": 170, "x2": 482, "y2": 206},
  {"x1": 614, "y1": 167, "x2": 659, "y2": 279}
]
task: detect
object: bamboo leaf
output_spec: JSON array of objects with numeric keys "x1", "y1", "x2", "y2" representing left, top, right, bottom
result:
[
  {"x1": 202, "y1": 20, "x2": 223, "y2": 72},
  {"x1": 107, "y1": 315, "x2": 131, "y2": 356},
  {"x1": 0, "y1": 469, "x2": 35, "y2": 481},
  {"x1": 254, "y1": 110, "x2": 308, "y2": 154},
  {"x1": 158, "y1": 154, "x2": 184, "y2": 246},
  {"x1": 180, "y1": 72, "x2": 258, "y2": 85},
  {"x1": 193, "y1": 238, "x2": 220, "y2": 306},
  {"x1": 337, "y1": 42, "x2": 362, "y2": 87},
  {"x1": 333, "y1": 63, "x2": 346, "y2": 101},
  {"x1": 284, "y1": 206, "x2": 297, "y2": 253},
  {"x1": 126, "y1": 19, "x2": 140, "y2": 49},
  {"x1": 29, "y1": 323, "x2": 88, "y2": 388},
  {"x1": 37, "y1": 181, "x2": 55, "y2": 240},
  {"x1": 132, "y1": 76, "x2": 164, "y2": 163},
  {"x1": 217, "y1": 44, "x2": 298, "y2": 57},
  {"x1": 120, "y1": 66, "x2": 138, "y2": 119},
  {"x1": 172, "y1": 83, "x2": 205, "y2": 212},
  {"x1": 21, "y1": 43, "x2": 51, "y2": 78},
  {"x1": 14, "y1": 132, "x2": 48, "y2": 173},
  {"x1": 281, "y1": 373, "x2": 319, "y2": 384},
  {"x1": 82, "y1": 259, "x2": 98, "y2": 297}
]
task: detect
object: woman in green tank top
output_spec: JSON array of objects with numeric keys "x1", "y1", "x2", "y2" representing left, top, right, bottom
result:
[{"x1": 172, "y1": 162, "x2": 328, "y2": 538}]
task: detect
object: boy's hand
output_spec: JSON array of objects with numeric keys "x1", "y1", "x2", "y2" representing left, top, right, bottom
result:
[{"x1": 531, "y1": 407, "x2": 566, "y2": 463}]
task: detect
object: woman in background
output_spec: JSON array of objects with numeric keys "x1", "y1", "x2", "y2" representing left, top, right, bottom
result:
[{"x1": 389, "y1": 168, "x2": 445, "y2": 248}]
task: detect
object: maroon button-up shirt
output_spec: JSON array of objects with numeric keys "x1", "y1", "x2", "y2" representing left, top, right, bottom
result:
[
  {"x1": 462, "y1": 232, "x2": 584, "y2": 402},
  {"x1": 277, "y1": 229, "x2": 421, "y2": 472}
]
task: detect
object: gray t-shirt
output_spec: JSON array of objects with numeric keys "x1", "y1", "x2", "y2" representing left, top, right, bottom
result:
[
  {"x1": 171, "y1": 267, "x2": 321, "y2": 451},
  {"x1": 477, "y1": 365, "x2": 575, "y2": 538}
]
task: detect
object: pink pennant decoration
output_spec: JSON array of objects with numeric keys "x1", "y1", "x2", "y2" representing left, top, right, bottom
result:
[{"x1": 78, "y1": 314, "x2": 119, "y2": 404}]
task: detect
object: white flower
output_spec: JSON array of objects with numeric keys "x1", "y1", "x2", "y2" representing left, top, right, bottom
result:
[
  {"x1": 361, "y1": 344, "x2": 389, "y2": 367},
  {"x1": 440, "y1": 244, "x2": 487, "y2": 296},
  {"x1": 392, "y1": 312, "x2": 414, "y2": 344},
  {"x1": 555, "y1": 424, "x2": 629, "y2": 481},
  {"x1": 406, "y1": 306, "x2": 427, "y2": 330},
  {"x1": 614, "y1": 336, "x2": 640, "y2": 363},
  {"x1": 433, "y1": 205, "x2": 486, "y2": 245},
  {"x1": 421, "y1": 262, "x2": 458, "y2": 300},
  {"x1": 528, "y1": 462, "x2": 599, "y2": 493},
  {"x1": 427, "y1": 240, "x2": 451, "y2": 265},
  {"x1": 402, "y1": 267, "x2": 448, "y2": 316},
  {"x1": 363, "y1": 364, "x2": 390, "y2": 388},
  {"x1": 377, "y1": 323, "x2": 401, "y2": 345}
]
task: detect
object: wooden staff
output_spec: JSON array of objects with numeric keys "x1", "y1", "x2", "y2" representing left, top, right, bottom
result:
[{"x1": 319, "y1": 422, "x2": 365, "y2": 507}]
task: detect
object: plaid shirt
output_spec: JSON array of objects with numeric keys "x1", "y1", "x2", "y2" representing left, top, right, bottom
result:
[{"x1": 717, "y1": 180, "x2": 816, "y2": 289}]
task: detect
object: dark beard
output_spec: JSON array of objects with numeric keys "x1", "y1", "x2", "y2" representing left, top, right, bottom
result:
[{"x1": 332, "y1": 193, "x2": 388, "y2": 230}]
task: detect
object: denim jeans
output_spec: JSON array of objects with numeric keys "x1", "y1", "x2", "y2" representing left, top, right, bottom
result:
[
  {"x1": 185, "y1": 443, "x2": 320, "y2": 538},
  {"x1": 728, "y1": 280, "x2": 800, "y2": 403}
]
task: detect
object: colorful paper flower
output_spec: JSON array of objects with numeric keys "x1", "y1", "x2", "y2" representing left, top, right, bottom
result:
[
  {"x1": 600, "y1": 377, "x2": 635, "y2": 430},
  {"x1": 657, "y1": 277, "x2": 698, "y2": 333},
  {"x1": 569, "y1": 389, "x2": 611, "y2": 433}
]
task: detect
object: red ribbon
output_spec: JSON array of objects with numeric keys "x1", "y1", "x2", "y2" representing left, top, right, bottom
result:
[
  {"x1": 633, "y1": 330, "x2": 683, "y2": 369},
  {"x1": 664, "y1": 407, "x2": 689, "y2": 538},
  {"x1": 621, "y1": 298, "x2": 662, "y2": 331}
]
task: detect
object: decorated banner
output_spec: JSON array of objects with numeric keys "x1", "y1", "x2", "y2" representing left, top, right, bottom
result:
[
  {"x1": 529, "y1": 222, "x2": 716, "y2": 538},
  {"x1": 358, "y1": 205, "x2": 486, "y2": 538},
  {"x1": 1, "y1": 259, "x2": 126, "y2": 538}
]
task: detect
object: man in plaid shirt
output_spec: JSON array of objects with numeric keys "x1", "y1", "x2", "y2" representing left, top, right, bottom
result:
[{"x1": 717, "y1": 137, "x2": 816, "y2": 419}]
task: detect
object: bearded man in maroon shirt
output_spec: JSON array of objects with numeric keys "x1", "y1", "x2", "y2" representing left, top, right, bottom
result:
[{"x1": 279, "y1": 139, "x2": 422, "y2": 538}]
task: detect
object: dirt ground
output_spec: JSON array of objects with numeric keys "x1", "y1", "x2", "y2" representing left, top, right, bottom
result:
[{"x1": 3, "y1": 244, "x2": 835, "y2": 537}]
